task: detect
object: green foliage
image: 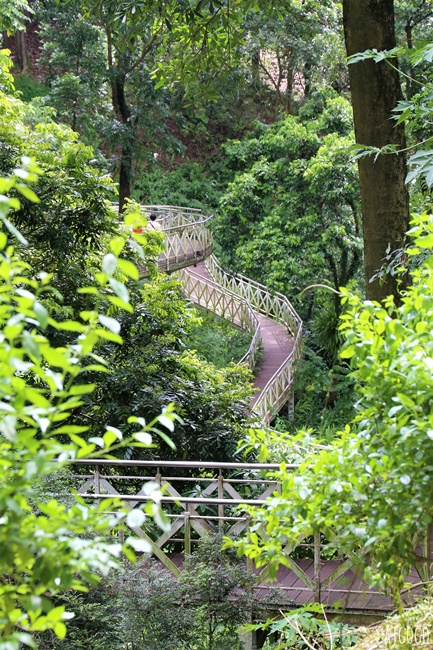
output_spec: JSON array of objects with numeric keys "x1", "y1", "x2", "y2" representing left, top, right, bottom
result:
[
  {"x1": 185, "y1": 306, "x2": 253, "y2": 369},
  {"x1": 13, "y1": 74, "x2": 48, "y2": 103},
  {"x1": 273, "y1": 346, "x2": 355, "y2": 437},
  {"x1": 248, "y1": 604, "x2": 357, "y2": 649},
  {"x1": 36, "y1": 1, "x2": 112, "y2": 145},
  {"x1": 34, "y1": 581, "x2": 125, "y2": 650},
  {"x1": 132, "y1": 161, "x2": 223, "y2": 209},
  {"x1": 120, "y1": 536, "x2": 258, "y2": 650},
  {"x1": 0, "y1": 0, "x2": 31, "y2": 34},
  {"x1": 35, "y1": 537, "x2": 282, "y2": 650},
  {"x1": 232, "y1": 213, "x2": 433, "y2": 600},
  {"x1": 215, "y1": 92, "x2": 362, "y2": 324},
  {"x1": 0, "y1": 164, "x2": 177, "y2": 648},
  {"x1": 244, "y1": 1, "x2": 347, "y2": 113},
  {"x1": 0, "y1": 50, "x2": 15, "y2": 92},
  {"x1": 81, "y1": 273, "x2": 253, "y2": 463},
  {"x1": 0, "y1": 86, "x2": 118, "y2": 309}
]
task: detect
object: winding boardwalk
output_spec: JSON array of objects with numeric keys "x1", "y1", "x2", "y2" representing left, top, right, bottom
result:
[
  {"x1": 190, "y1": 261, "x2": 293, "y2": 412},
  {"x1": 122, "y1": 207, "x2": 428, "y2": 621},
  {"x1": 138, "y1": 204, "x2": 302, "y2": 424}
]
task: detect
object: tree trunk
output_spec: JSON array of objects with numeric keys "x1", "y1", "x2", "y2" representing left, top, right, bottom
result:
[
  {"x1": 342, "y1": 0, "x2": 410, "y2": 302},
  {"x1": 106, "y1": 26, "x2": 133, "y2": 212},
  {"x1": 251, "y1": 49, "x2": 261, "y2": 90},
  {"x1": 16, "y1": 30, "x2": 28, "y2": 72},
  {"x1": 118, "y1": 142, "x2": 132, "y2": 211}
]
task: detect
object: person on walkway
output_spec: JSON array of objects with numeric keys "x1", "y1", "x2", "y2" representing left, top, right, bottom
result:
[{"x1": 147, "y1": 213, "x2": 161, "y2": 231}]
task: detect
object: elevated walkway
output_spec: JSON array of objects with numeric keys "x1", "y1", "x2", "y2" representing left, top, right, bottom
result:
[
  {"x1": 75, "y1": 459, "x2": 425, "y2": 617},
  {"x1": 139, "y1": 205, "x2": 302, "y2": 424},
  {"x1": 76, "y1": 206, "x2": 429, "y2": 622}
]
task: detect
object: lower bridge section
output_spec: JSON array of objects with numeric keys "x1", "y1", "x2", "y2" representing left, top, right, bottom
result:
[
  {"x1": 149, "y1": 553, "x2": 421, "y2": 617},
  {"x1": 74, "y1": 459, "x2": 426, "y2": 618}
]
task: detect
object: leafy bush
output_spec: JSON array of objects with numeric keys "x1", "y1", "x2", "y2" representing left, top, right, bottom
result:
[
  {"x1": 215, "y1": 91, "x2": 362, "y2": 323},
  {"x1": 0, "y1": 163, "x2": 173, "y2": 648},
  {"x1": 185, "y1": 306, "x2": 253, "y2": 368},
  {"x1": 234, "y1": 213, "x2": 433, "y2": 605},
  {"x1": 131, "y1": 161, "x2": 223, "y2": 210},
  {"x1": 13, "y1": 72, "x2": 48, "y2": 102},
  {"x1": 119, "y1": 536, "x2": 259, "y2": 650}
]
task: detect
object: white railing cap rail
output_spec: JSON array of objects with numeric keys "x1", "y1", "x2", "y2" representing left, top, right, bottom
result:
[
  {"x1": 180, "y1": 267, "x2": 261, "y2": 369},
  {"x1": 208, "y1": 254, "x2": 302, "y2": 329},
  {"x1": 143, "y1": 205, "x2": 213, "y2": 226},
  {"x1": 70, "y1": 459, "x2": 293, "y2": 470},
  {"x1": 183, "y1": 268, "x2": 260, "y2": 327}
]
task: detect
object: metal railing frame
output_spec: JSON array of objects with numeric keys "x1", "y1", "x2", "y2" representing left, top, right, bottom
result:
[
  {"x1": 72, "y1": 460, "x2": 398, "y2": 610},
  {"x1": 178, "y1": 267, "x2": 261, "y2": 371}
]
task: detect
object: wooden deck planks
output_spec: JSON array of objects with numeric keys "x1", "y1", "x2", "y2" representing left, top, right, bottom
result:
[{"x1": 150, "y1": 553, "x2": 422, "y2": 614}]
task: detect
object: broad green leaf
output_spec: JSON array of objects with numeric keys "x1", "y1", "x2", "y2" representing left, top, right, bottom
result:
[{"x1": 98, "y1": 314, "x2": 121, "y2": 334}]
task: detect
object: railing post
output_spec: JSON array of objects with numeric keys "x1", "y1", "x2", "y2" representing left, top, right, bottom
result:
[
  {"x1": 218, "y1": 469, "x2": 224, "y2": 532},
  {"x1": 287, "y1": 392, "x2": 294, "y2": 421},
  {"x1": 313, "y1": 532, "x2": 321, "y2": 602},
  {"x1": 421, "y1": 523, "x2": 433, "y2": 583},
  {"x1": 94, "y1": 465, "x2": 100, "y2": 494},
  {"x1": 184, "y1": 509, "x2": 191, "y2": 556}
]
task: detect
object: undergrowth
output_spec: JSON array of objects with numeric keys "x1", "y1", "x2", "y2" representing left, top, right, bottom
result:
[{"x1": 185, "y1": 306, "x2": 252, "y2": 368}]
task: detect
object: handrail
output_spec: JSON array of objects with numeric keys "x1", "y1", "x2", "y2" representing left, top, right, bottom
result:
[
  {"x1": 71, "y1": 460, "x2": 393, "y2": 611},
  {"x1": 205, "y1": 254, "x2": 303, "y2": 423},
  {"x1": 177, "y1": 267, "x2": 261, "y2": 371},
  {"x1": 135, "y1": 205, "x2": 303, "y2": 423},
  {"x1": 142, "y1": 205, "x2": 213, "y2": 230},
  {"x1": 72, "y1": 459, "x2": 284, "y2": 470}
]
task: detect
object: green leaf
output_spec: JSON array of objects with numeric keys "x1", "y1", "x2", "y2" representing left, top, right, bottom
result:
[
  {"x1": 118, "y1": 258, "x2": 139, "y2": 280},
  {"x1": 98, "y1": 314, "x2": 121, "y2": 334},
  {"x1": 157, "y1": 414, "x2": 175, "y2": 432},
  {"x1": 54, "y1": 320, "x2": 86, "y2": 332},
  {"x1": 126, "y1": 509, "x2": 146, "y2": 528},
  {"x1": 33, "y1": 301, "x2": 49, "y2": 330},
  {"x1": 134, "y1": 432, "x2": 152, "y2": 446},
  {"x1": 15, "y1": 183, "x2": 40, "y2": 203},
  {"x1": 102, "y1": 253, "x2": 117, "y2": 276},
  {"x1": 109, "y1": 278, "x2": 129, "y2": 303}
]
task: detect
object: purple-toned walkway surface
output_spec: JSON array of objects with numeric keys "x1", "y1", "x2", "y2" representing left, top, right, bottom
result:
[
  {"x1": 190, "y1": 262, "x2": 293, "y2": 410},
  {"x1": 149, "y1": 553, "x2": 422, "y2": 616}
]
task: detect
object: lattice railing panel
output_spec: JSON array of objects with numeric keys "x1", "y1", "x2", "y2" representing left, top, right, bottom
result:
[
  {"x1": 178, "y1": 268, "x2": 261, "y2": 371},
  {"x1": 72, "y1": 460, "x2": 379, "y2": 607},
  {"x1": 158, "y1": 225, "x2": 213, "y2": 272},
  {"x1": 204, "y1": 254, "x2": 303, "y2": 424}
]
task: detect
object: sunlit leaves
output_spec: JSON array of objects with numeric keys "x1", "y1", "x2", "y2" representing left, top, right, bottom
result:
[
  {"x1": 0, "y1": 170, "x2": 173, "y2": 647},
  {"x1": 233, "y1": 213, "x2": 433, "y2": 593}
]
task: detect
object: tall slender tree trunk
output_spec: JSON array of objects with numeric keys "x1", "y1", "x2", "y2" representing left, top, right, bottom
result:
[
  {"x1": 106, "y1": 27, "x2": 133, "y2": 212},
  {"x1": 118, "y1": 140, "x2": 132, "y2": 211},
  {"x1": 342, "y1": 0, "x2": 410, "y2": 301}
]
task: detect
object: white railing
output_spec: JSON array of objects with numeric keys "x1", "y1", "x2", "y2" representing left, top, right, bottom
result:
[
  {"x1": 178, "y1": 268, "x2": 261, "y2": 371},
  {"x1": 72, "y1": 460, "x2": 404, "y2": 612},
  {"x1": 205, "y1": 254, "x2": 303, "y2": 424},
  {"x1": 136, "y1": 205, "x2": 302, "y2": 424},
  {"x1": 142, "y1": 205, "x2": 211, "y2": 229},
  {"x1": 145, "y1": 206, "x2": 214, "y2": 272}
]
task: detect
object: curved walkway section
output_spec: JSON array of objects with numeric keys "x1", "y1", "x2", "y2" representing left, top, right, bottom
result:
[
  {"x1": 141, "y1": 205, "x2": 214, "y2": 272},
  {"x1": 141, "y1": 205, "x2": 303, "y2": 425}
]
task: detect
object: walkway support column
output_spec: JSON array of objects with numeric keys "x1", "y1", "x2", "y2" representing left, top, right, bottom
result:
[{"x1": 240, "y1": 627, "x2": 258, "y2": 650}]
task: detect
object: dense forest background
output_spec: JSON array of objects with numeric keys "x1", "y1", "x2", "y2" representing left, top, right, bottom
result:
[{"x1": 2, "y1": 0, "x2": 433, "y2": 648}]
